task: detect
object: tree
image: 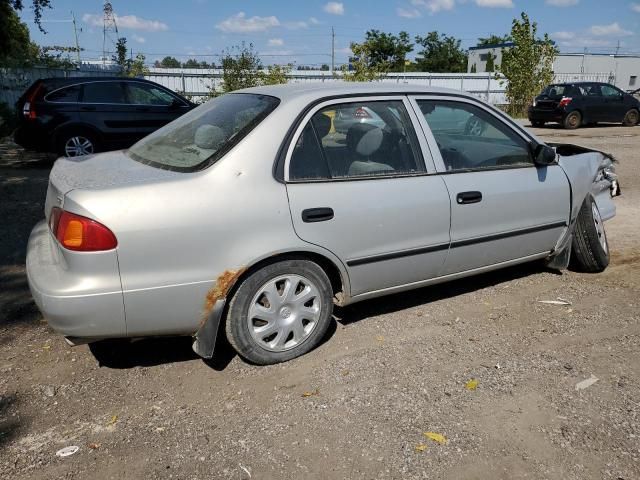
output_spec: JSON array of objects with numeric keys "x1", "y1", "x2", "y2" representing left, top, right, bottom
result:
[
  {"x1": 497, "y1": 12, "x2": 558, "y2": 117},
  {"x1": 159, "y1": 56, "x2": 181, "y2": 68},
  {"x1": 470, "y1": 63, "x2": 477, "y2": 73},
  {"x1": 477, "y1": 34, "x2": 511, "y2": 46},
  {"x1": 113, "y1": 37, "x2": 127, "y2": 70},
  {"x1": 127, "y1": 53, "x2": 148, "y2": 77},
  {"x1": 263, "y1": 64, "x2": 292, "y2": 85},
  {"x1": 360, "y1": 30, "x2": 413, "y2": 72},
  {"x1": 0, "y1": 3, "x2": 40, "y2": 66},
  {"x1": 183, "y1": 58, "x2": 201, "y2": 68},
  {"x1": 414, "y1": 32, "x2": 467, "y2": 73},
  {"x1": 485, "y1": 51, "x2": 495, "y2": 72},
  {"x1": 320, "y1": 64, "x2": 330, "y2": 71},
  {"x1": 342, "y1": 41, "x2": 389, "y2": 82}
]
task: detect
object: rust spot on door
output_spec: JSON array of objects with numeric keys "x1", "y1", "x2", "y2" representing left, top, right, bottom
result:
[{"x1": 200, "y1": 268, "x2": 246, "y2": 327}]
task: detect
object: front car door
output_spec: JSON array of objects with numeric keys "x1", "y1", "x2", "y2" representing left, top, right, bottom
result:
[
  {"x1": 410, "y1": 96, "x2": 570, "y2": 275},
  {"x1": 124, "y1": 81, "x2": 192, "y2": 140},
  {"x1": 599, "y1": 84, "x2": 628, "y2": 122},
  {"x1": 285, "y1": 96, "x2": 451, "y2": 297}
]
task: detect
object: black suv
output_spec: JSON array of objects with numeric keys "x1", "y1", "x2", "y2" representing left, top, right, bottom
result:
[
  {"x1": 14, "y1": 77, "x2": 194, "y2": 157},
  {"x1": 528, "y1": 82, "x2": 640, "y2": 129}
]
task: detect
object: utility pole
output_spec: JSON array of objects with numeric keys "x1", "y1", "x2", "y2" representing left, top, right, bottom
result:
[
  {"x1": 331, "y1": 26, "x2": 335, "y2": 74},
  {"x1": 71, "y1": 11, "x2": 81, "y2": 64},
  {"x1": 616, "y1": 40, "x2": 621, "y2": 55}
]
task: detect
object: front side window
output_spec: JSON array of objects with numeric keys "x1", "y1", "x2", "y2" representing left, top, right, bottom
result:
[
  {"x1": 601, "y1": 85, "x2": 622, "y2": 98},
  {"x1": 82, "y1": 82, "x2": 126, "y2": 104},
  {"x1": 127, "y1": 83, "x2": 178, "y2": 106},
  {"x1": 289, "y1": 100, "x2": 423, "y2": 181},
  {"x1": 418, "y1": 100, "x2": 533, "y2": 172},
  {"x1": 129, "y1": 93, "x2": 279, "y2": 171}
]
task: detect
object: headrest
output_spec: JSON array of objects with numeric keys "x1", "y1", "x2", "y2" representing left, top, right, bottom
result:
[
  {"x1": 347, "y1": 123, "x2": 383, "y2": 157},
  {"x1": 312, "y1": 113, "x2": 332, "y2": 139},
  {"x1": 194, "y1": 124, "x2": 227, "y2": 150}
]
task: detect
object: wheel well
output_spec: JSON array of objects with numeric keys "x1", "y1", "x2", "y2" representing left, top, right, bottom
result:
[
  {"x1": 53, "y1": 124, "x2": 102, "y2": 147},
  {"x1": 228, "y1": 252, "x2": 346, "y2": 304}
]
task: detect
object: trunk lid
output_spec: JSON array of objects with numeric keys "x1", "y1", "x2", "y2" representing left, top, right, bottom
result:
[{"x1": 45, "y1": 150, "x2": 182, "y2": 219}]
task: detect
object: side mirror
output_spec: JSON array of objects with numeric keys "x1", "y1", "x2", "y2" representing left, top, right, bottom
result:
[{"x1": 533, "y1": 144, "x2": 557, "y2": 166}]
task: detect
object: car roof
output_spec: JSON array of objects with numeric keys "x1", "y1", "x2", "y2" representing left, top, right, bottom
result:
[
  {"x1": 39, "y1": 76, "x2": 155, "y2": 85},
  {"x1": 236, "y1": 82, "x2": 476, "y2": 102}
]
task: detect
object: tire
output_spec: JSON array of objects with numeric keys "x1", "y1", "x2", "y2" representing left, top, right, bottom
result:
[
  {"x1": 570, "y1": 195, "x2": 610, "y2": 273},
  {"x1": 57, "y1": 130, "x2": 99, "y2": 157},
  {"x1": 531, "y1": 120, "x2": 545, "y2": 128},
  {"x1": 225, "y1": 260, "x2": 334, "y2": 365},
  {"x1": 464, "y1": 116, "x2": 486, "y2": 136},
  {"x1": 622, "y1": 108, "x2": 639, "y2": 126},
  {"x1": 563, "y1": 111, "x2": 582, "y2": 130}
]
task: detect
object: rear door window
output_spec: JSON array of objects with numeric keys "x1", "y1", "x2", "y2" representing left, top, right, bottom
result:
[
  {"x1": 288, "y1": 100, "x2": 424, "y2": 181},
  {"x1": 46, "y1": 84, "x2": 81, "y2": 103},
  {"x1": 126, "y1": 83, "x2": 178, "y2": 106},
  {"x1": 81, "y1": 82, "x2": 126, "y2": 104}
]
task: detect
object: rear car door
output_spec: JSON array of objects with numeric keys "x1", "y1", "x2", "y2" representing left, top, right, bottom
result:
[
  {"x1": 410, "y1": 96, "x2": 570, "y2": 275},
  {"x1": 79, "y1": 80, "x2": 138, "y2": 149},
  {"x1": 285, "y1": 96, "x2": 451, "y2": 297},
  {"x1": 124, "y1": 81, "x2": 192, "y2": 140}
]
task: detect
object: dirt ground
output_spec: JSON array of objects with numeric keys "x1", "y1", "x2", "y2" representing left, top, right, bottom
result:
[{"x1": 1, "y1": 123, "x2": 639, "y2": 480}]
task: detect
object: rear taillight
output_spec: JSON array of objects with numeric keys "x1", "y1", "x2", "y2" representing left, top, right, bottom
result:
[
  {"x1": 559, "y1": 97, "x2": 573, "y2": 108},
  {"x1": 22, "y1": 83, "x2": 43, "y2": 120},
  {"x1": 354, "y1": 107, "x2": 371, "y2": 119},
  {"x1": 49, "y1": 207, "x2": 118, "y2": 251}
]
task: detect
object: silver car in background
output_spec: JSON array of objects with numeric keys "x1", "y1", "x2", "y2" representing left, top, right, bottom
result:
[{"x1": 26, "y1": 83, "x2": 620, "y2": 365}]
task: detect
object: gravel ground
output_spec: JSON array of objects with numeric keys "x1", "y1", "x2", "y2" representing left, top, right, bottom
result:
[{"x1": 1, "y1": 124, "x2": 639, "y2": 480}]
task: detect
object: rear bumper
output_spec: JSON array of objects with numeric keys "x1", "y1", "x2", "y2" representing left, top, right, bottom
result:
[
  {"x1": 26, "y1": 220, "x2": 126, "y2": 339},
  {"x1": 13, "y1": 123, "x2": 52, "y2": 152},
  {"x1": 528, "y1": 107, "x2": 565, "y2": 122}
]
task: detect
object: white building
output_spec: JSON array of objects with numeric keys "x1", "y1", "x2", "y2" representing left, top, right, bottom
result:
[{"x1": 467, "y1": 44, "x2": 640, "y2": 91}]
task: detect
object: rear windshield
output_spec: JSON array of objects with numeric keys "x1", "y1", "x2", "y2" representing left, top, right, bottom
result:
[
  {"x1": 128, "y1": 93, "x2": 280, "y2": 172},
  {"x1": 540, "y1": 85, "x2": 579, "y2": 99}
]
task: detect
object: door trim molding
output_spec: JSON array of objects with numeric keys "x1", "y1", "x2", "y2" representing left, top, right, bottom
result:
[{"x1": 346, "y1": 221, "x2": 566, "y2": 267}]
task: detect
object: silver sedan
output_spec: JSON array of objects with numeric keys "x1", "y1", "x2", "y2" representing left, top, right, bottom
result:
[{"x1": 26, "y1": 83, "x2": 620, "y2": 365}]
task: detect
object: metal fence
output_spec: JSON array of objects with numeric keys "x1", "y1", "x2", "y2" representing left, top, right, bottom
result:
[{"x1": 0, "y1": 66, "x2": 617, "y2": 109}]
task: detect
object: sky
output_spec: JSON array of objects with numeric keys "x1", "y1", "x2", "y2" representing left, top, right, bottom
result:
[{"x1": 17, "y1": 0, "x2": 640, "y2": 67}]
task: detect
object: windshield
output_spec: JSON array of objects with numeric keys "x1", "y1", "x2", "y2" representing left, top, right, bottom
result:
[{"x1": 128, "y1": 93, "x2": 279, "y2": 172}]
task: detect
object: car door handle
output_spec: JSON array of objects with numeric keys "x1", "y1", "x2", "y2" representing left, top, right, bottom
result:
[
  {"x1": 302, "y1": 207, "x2": 334, "y2": 223},
  {"x1": 456, "y1": 191, "x2": 482, "y2": 205},
  {"x1": 80, "y1": 106, "x2": 96, "y2": 111}
]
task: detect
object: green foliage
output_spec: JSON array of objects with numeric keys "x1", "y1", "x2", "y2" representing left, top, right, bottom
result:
[
  {"x1": 485, "y1": 52, "x2": 495, "y2": 72},
  {"x1": 320, "y1": 64, "x2": 330, "y2": 71},
  {"x1": 263, "y1": 64, "x2": 292, "y2": 85},
  {"x1": 361, "y1": 30, "x2": 413, "y2": 72},
  {"x1": 157, "y1": 56, "x2": 181, "y2": 68},
  {"x1": 477, "y1": 34, "x2": 512, "y2": 47},
  {"x1": 414, "y1": 32, "x2": 467, "y2": 73},
  {"x1": 470, "y1": 63, "x2": 477, "y2": 73},
  {"x1": 497, "y1": 12, "x2": 558, "y2": 117},
  {"x1": 114, "y1": 37, "x2": 127, "y2": 69},
  {"x1": 126, "y1": 53, "x2": 148, "y2": 77},
  {"x1": 342, "y1": 41, "x2": 389, "y2": 82},
  {"x1": 7, "y1": 1, "x2": 51, "y2": 32}
]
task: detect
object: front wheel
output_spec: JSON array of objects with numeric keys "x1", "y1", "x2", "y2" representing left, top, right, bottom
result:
[
  {"x1": 622, "y1": 109, "x2": 639, "y2": 126},
  {"x1": 225, "y1": 260, "x2": 334, "y2": 365},
  {"x1": 563, "y1": 111, "x2": 582, "y2": 130},
  {"x1": 570, "y1": 196, "x2": 610, "y2": 273}
]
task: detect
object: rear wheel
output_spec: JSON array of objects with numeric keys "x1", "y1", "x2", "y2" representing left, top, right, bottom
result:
[
  {"x1": 622, "y1": 108, "x2": 639, "y2": 126},
  {"x1": 570, "y1": 195, "x2": 610, "y2": 273},
  {"x1": 225, "y1": 260, "x2": 334, "y2": 365},
  {"x1": 57, "y1": 131, "x2": 99, "y2": 157},
  {"x1": 563, "y1": 111, "x2": 582, "y2": 130}
]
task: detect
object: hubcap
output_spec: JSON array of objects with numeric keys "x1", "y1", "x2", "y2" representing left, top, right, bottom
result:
[
  {"x1": 64, "y1": 136, "x2": 94, "y2": 157},
  {"x1": 247, "y1": 274, "x2": 321, "y2": 352},
  {"x1": 569, "y1": 114, "x2": 579, "y2": 127},
  {"x1": 592, "y1": 202, "x2": 608, "y2": 253}
]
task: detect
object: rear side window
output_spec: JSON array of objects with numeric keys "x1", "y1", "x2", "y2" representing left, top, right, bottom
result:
[
  {"x1": 289, "y1": 100, "x2": 424, "y2": 181},
  {"x1": 126, "y1": 83, "x2": 177, "y2": 106},
  {"x1": 82, "y1": 82, "x2": 126, "y2": 104},
  {"x1": 46, "y1": 84, "x2": 81, "y2": 103},
  {"x1": 418, "y1": 100, "x2": 533, "y2": 171},
  {"x1": 128, "y1": 93, "x2": 279, "y2": 172}
]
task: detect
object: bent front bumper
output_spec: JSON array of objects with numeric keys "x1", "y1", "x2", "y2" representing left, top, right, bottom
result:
[{"x1": 26, "y1": 220, "x2": 126, "y2": 339}]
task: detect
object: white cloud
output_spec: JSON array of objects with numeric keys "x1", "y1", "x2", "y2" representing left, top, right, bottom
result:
[
  {"x1": 397, "y1": 7, "x2": 421, "y2": 18},
  {"x1": 82, "y1": 13, "x2": 169, "y2": 31},
  {"x1": 309, "y1": 17, "x2": 320, "y2": 24},
  {"x1": 215, "y1": 12, "x2": 280, "y2": 33},
  {"x1": 323, "y1": 2, "x2": 344, "y2": 15},
  {"x1": 552, "y1": 31, "x2": 576, "y2": 40},
  {"x1": 132, "y1": 34, "x2": 146, "y2": 43},
  {"x1": 631, "y1": 2, "x2": 640, "y2": 13},
  {"x1": 546, "y1": 0, "x2": 579, "y2": 6},
  {"x1": 285, "y1": 20, "x2": 309, "y2": 29},
  {"x1": 411, "y1": 0, "x2": 455, "y2": 14},
  {"x1": 474, "y1": 0, "x2": 514, "y2": 7},
  {"x1": 589, "y1": 22, "x2": 633, "y2": 36},
  {"x1": 268, "y1": 38, "x2": 284, "y2": 46}
]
